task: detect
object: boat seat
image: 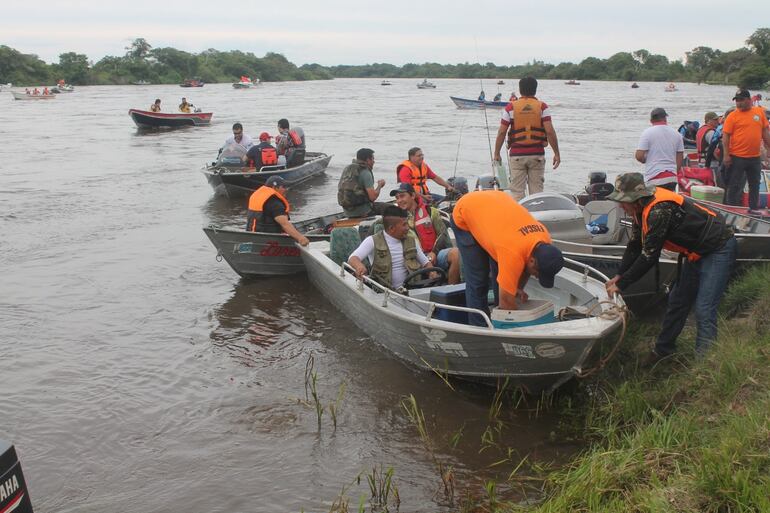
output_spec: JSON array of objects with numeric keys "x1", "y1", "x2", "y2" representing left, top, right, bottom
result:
[
  {"x1": 583, "y1": 200, "x2": 624, "y2": 245},
  {"x1": 329, "y1": 227, "x2": 362, "y2": 266},
  {"x1": 286, "y1": 148, "x2": 306, "y2": 168}
]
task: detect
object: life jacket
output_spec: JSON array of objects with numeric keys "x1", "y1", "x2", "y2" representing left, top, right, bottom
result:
[
  {"x1": 412, "y1": 201, "x2": 438, "y2": 252},
  {"x1": 640, "y1": 187, "x2": 729, "y2": 262},
  {"x1": 179, "y1": 104, "x2": 191, "y2": 113},
  {"x1": 398, "y1": 160, "x2": 430, "y2": 195},
  {"x1": 288, "y1": 130, "x2": 303, "y2": 147},
  {"x1": 259, "y1": 147, "x2": 278, "y2": 166},
  {"x1": 507, "y1": 97, "x2": 547, "y2": 147},
  {"x1": 695, "y1": 124, "x2": 714, "y2": 156},
  {"x1": 370, "y1": 232, "x2": 422, "y2": 289},
  {"x1": 337, "y1": 160, "x2": 371, "y2": 209},
  {"x1": 246, "y1": 186, "x2": 290, "y2": 233}
]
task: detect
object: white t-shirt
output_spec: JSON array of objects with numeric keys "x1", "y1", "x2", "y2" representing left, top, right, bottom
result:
[
  {"x1": 224, "y1": 134, "x2": 254, "y2": 150},
  {"x1": 349, "y1": 232, "x2": 429, "y2": 288},
  {"x1": 637, "y1": 124, "x2": 684, "y2": 185}
]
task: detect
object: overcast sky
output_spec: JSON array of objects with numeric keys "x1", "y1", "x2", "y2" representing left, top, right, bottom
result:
[{"x1": 1, "y1": 0, "x2": 763, "y2": 66}]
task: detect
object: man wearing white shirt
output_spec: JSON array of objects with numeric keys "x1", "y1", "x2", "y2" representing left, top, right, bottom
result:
[
  {"x1": 223, "y1": 122, "x2": 254, "y2": 150},
  {"x1": 348, "y1": 206, "x2": 431, "y2": 290},
  {"x1": 635, "y1": 108, "x2": 684, "y2": 191}
]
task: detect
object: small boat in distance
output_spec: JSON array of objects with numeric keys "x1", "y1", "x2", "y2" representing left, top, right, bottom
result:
[
  {"x1": 631, "y1": 82, "x2": 640, "y2": 88},
  {"x1": 12, "y1": 90, "x2": 55, "y2": 100},
  {"x1": 417, "y1": 79, "x2": 436, "y2": 89},
  {"x1": 497, "y1": 80, "x2": 505, "y2": 85},
  {"x1": 381, "y1": 80, "x2": 392, "y2": 86},
  {"x1": 132, "y1": 80, "x2": 151, "y2": 85},
  {"x1": 233, "y1": 76, "x2": 259, "y2": 88},
  {"x1": 180, "y1": 78, "x2": 205, "y2": 88},
  {"x1": 565, "y1": 79, "x2": 580, "y2": 85},
  {"x1": 0, "y1": 82, "x2": 12, "y2": 91},
  {"x1": 664, "y1": 83, "x2": 678, "y2": 92},
  {"x1": 128, "y1": 108, "x2": 213, "y2": 129},
  {"x1": 450, "y1": 96, "x2": 508, "y2": 110}
]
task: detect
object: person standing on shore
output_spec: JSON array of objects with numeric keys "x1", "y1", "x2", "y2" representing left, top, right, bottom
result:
[
  {"x1": 493, "y1": 76, "x2": 561, "y2": 201},
  {"x1": 635, "y1": 108, "x2": 684, "y2": 191},
  {"x1": 722, "y1": 89, "x2": 770, "y2": 214}
]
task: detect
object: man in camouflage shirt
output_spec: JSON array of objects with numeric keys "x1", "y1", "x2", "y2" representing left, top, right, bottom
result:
[{"x1": 605, "y1": 173, "x2": 736, "y2": 365}]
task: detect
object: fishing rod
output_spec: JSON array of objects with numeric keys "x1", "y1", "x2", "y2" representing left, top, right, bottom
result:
[{"x1": 474, "y1": 37, "x2": 495, "y2": 166}]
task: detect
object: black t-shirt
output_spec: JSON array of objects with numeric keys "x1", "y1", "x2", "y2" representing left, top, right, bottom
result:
[
  {"x1": 246, "y1": 142, "x2": 276, "y2": 167},
  {"x1": 261, "y1": 196, "x2": 288, "y2": 224}
]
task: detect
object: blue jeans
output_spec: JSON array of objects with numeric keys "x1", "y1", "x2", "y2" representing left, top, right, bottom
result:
[
  {"x1": 450, "y1": 217, "x2": 498, "y2": 326},
  {"x1": 655, "y1": 236, "x2": 737, "y2": 356}
]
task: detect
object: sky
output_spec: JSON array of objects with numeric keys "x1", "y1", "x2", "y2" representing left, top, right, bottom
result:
[{"x1": 1, "y1": 0, "x2": 764, "y2": 66}]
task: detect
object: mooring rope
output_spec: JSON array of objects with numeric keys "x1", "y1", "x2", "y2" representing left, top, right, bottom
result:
[{"x1": 575, "y1": 300, "x2": 630, "y2": 379}]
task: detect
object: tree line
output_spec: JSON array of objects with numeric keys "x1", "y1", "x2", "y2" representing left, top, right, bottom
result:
[{"x1": 1, "y1": 29, "x2": 768, "y2": 88}]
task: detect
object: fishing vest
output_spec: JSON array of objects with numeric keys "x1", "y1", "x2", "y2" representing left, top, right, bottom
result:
[
  {"x1": 640, "y1": 187, "x2": 729, "y2": 262},
  {"x1": 337, "y1": 160, "x2": 371, "y2": 209},
  {"x1": 398, "y1": 160, "x2": 430, "y2": 195},
  {"x1": 370, "y1": 232, "x2": 422, "y2": 289},
  {"x1": 246, "y1": 186, "x2": 291, "y2": 233},
  {"x1": 507, "y1": 98, "x2": 547, "y2": 147},
  {"x1": 411, "y1": 203, "x2": 438, "y2": 252}
]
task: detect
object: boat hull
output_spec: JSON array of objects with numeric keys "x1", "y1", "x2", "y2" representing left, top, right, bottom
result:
[
  {"x1": 301, "y1": 244, "x2": 624, "y2": 393},
  {"x1": 203, "y1": 212, "x2": 345, "y2": 277},
  {"x1": 11, "y1": 91, "x2": 55, "y2": 100},
  {"x1": 203, "y1": 152, "x2": 332, "y2": 198},
  {"x1": 450, "y1": 96, "x2": 508, "y2": 109},
  {"x1": 128, "y1": 109, "x2": 212, "y2": 128}
]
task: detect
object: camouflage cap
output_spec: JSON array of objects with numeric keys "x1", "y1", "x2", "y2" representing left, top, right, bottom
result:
[{"x1": 606, "y1": 172, "x2": 656, "y2": 203}]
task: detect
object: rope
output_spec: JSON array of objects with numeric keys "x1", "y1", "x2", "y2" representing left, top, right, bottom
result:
[{"x1": 574, "y1": 300, "x2": 630, "y2": 379}]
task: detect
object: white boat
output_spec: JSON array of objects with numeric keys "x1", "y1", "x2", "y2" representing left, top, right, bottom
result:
[
  {"x1": 0, "y1": 83, "x2": 11, "y2": 91},
  {"x1": 52, "y1": 84, "x2": 74, "y2": 93},
  {"x1": 299, "y1": 233, "x2": 626, "y2": 393},
  {"x1": 664, "y1": 83, "x2": 678, "y2": 92},
  {"x1": 232, "y1": 76, "x2": 259, "y2": 89},
  {"x1": 11, "y1": 91, "x2": 56, "y2": 100},
  {"x1": 417, "y1": 79, "x2": 436, "y2": 89}
]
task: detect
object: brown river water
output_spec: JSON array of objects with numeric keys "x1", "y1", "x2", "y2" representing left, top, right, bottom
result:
[{"x1": 1, "y1": 78, "x2": 743, "y2": 512}]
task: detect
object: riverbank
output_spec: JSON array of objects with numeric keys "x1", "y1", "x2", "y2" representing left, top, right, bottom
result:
[{"x1": 517, "y1": 265, "x2": 770, "y2": 512}]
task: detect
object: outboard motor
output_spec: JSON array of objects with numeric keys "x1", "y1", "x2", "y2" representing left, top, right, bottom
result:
[
  {"x1": 445, "y1": 176, "x2": 468, "y2": 202},
  {"x1": 475, "y1": 175, "x2": 499, "y2": 191},
  {"x1": 577, "y1": 171, "x2": 614, "y2": 205}
]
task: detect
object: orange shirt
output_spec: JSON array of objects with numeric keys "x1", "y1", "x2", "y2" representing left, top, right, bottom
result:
[
  {"x1": 723, "y1": 107, "x2": 769, "y2": 158},
  {"x1": 452, "y1": 191, "x2": 551, "y2": 294}
]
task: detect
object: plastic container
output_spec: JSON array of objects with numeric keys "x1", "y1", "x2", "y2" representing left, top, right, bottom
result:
[
  {"x1": 430, "y1": 284, "x2": 469, "y2": 324},
  {"x1": 690, "y1": 185, "x2": 724, "y2": 203},
  {"x1": 491, "y1": 300, "x2": 556, "y2": 329}
]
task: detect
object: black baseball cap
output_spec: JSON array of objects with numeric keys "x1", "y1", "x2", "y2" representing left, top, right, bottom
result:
[
  {"x1": 733, "y1": 89, "x2": 751, "y2": 100},
  {"x1": 390, "y1": 183, "x2": 416, "y2": 196},
  {"x1": 533, "y1": 243, "x2": 564, "y2": 288}
]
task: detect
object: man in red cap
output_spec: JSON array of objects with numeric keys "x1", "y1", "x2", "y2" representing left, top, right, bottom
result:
[{"x1": 244, "y1": 132, "x2": 279, "y2": 169}]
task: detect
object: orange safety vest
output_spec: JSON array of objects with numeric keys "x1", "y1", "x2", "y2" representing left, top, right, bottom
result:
[
  {"x1": 641, "y1": 187, "x2": 719, "y2": 262},
  {"x1": 247, "y1": 186, "x2": 291, "y2": 232},
  {"x1": 398, "y1": 160, "x2": 430, "y2": 195},
  {"x1": 288, "y1": 130, "x2": 303, "y2": 146},
  {"x1": 695, "y1": 124, "x2": 713, "y2": 156},
  {"x1": 413, "y1": 202, "x2": 438, "y2": 252},
  {"x1": 507, "y1": 97, "x2": 547, "y2": 147},
  {"x1": 260, "y1": 147, "x2": 278, "y2": 166}
]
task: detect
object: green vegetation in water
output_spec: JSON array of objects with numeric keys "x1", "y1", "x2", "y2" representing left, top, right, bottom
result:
[{"x1": 2, "y1": 28, "x2": 769, "y2": 88}]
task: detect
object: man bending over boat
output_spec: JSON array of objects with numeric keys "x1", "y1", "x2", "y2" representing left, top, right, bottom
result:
[
  {"x1": 245, "y1": 176, "x2": 309, "y2": 246},
  {"x1": 391, "y1": 183, "x2": 461, "y2": 284},
  {"x1": 604, "y1": 172, "x2": 736, "y2": 365},
  {"x1": 348, "y1": 206, "x2": 432, "y2": 290},
  {"x1": 451, "y1": 190, "x2": 564, "y2": 326}
]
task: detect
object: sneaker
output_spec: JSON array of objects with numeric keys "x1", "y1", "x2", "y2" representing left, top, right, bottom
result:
[
  {"x1": 640, "y1": 350, "x2": 666, "y2": 368},
  {"x1": 747, "y1": 209, "x2": 763, "y2": 216}
]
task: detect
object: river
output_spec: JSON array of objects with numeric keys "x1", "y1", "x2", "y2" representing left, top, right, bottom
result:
[{"x1": 0, "y1": 78, "x2": 743, "y2": 512}]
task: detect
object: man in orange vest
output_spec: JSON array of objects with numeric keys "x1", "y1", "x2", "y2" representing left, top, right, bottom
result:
[
  {"x1": 244, "y1": 132, "x2": 278, "y2": 169},
  {"x1": 493, "y1": 76, "x2": 561, "y2": 201},
  {"x1": 451, "y1": 190, "x2": 564, "y2": 326},
  {"x1": 396, "y1": 147, "x2": 455, "y2": 204},
  {"x1": 605, "y1": 172, "x2": 736, "y2": 365},
  {"x1": 722, "y1": 89, "x2": 770, "y2": 214},
  {"x1": 245, "y1": 176, "x2": 309, "y2": 246}
]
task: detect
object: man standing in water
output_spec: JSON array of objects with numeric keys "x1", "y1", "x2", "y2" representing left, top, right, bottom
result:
[{"x1": 493, "y1": 76, "x2": 561, "y2": 201}]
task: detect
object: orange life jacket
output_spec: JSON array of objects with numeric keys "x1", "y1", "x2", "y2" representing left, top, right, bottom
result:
[
  {"x1": 695, "y1": 124, "x2": 714, "y2": 156},
  {"x1": 641, "y1": 187, "x2": 722, "y2": 262},
  {"x1": 413, "y1": 201, "x2": 438, "y2": 252},
  {"x1": 507, "y1": 97, "x2": 547, "y2": 147},
  {"x1": 246, "y1": 186, "x2": 290, "y2": 232},
  {"x1": 288, "y1": 130, "x2": 303, "y2": 146},
  {"x1": 398, "y1": 160, "x2": 430, "y2": 195},
  {"x1": 260, "y1": 147, "x2": 278, "y2": 166}
]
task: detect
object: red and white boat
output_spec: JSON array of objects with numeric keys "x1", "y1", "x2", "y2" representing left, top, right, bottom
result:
[{"x1": 128, "y1": 109, "x2": 213, "y2": 128}]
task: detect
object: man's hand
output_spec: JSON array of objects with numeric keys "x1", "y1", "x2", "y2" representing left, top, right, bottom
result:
[
  {"x1": 723, "y1": 154, "x2": 732, "y2": 167},
  {"x1": 515, "y1": 288, "x2": 529, "y2": 304},
  {"x1": 376, "y1": 179, "x2": 386, "y2": 188},
  {"x1": 493, "y1": 154, "x2": 502, "y2": 163},
  {"x1": 297, "y1": 235, "x2": 310, "y2": 247},
  {"x1": 352, "y1": 263, "x2": 368, "y2": 279},
  {"x1": 426, "y1": 252, "x2": 437, "y2": 265},
  {"x1": 552, "y1": 154, "x2": 561, "y2": 169},
  {"x1": 605, "y1": 275, "x2": 621, "y2": 299}
]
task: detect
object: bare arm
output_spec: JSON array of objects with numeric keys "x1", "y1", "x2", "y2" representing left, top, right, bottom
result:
[
  {"x1": 348, "y1": 255, "x2": 368, "y2": 278},
  {"x1": 274, "y1": 215, "x2": 309, "y2": 246},
  {"x1": 543, "y1": 120, "x2": 560, "y2": 169},
  {"x1": 676, "y1": 151, "x2": 683, "y2": 171},
  {"x1": 762, "y1": 127, "x2": 770, "y2": 150},
  {"x1": 722, "y1": 133, "x2": 732, "y2": 166},
  {"x1": 635, "y1": 149, "x2": 647, "y2": 164},
  {"x1": 493, "y1": 124, "x2": 507, "y2": 162},
  {"x1": 431, "y1": 174, "x2": 453, "y2": 191},
  {"x1": 499, "y1": 288, "x2": 518, "y2": 310},
  {"x1": 366, "y1": 179, "x2": 385, "y2": 202}
]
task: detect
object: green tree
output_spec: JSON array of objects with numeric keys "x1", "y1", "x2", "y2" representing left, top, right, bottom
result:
[
  {"x1": 746, "y1": 28, "x2": 770, "y2": 57},
  {"x1": 125, "y1": 38, "x2": 152, "y2": 60},
  {"x1": 57, "y1": 52, "x2": 90, "y2": 84}
]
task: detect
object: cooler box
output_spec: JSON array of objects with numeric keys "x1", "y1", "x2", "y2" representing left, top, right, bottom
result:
[
  {"x1": 690, "y1": 185, "x2": 724, "y2": 203},
  {"x1": 491, "y1": 300, "x2": 556, "y2": 329},
  {"x1": 429, "y1": 284, "x2": 468, "y2": 324}
]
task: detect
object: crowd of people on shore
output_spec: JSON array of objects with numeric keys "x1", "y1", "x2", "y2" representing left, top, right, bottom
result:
[{"x1": 242, "y1": 76, "x2": 770, "y2": 365}]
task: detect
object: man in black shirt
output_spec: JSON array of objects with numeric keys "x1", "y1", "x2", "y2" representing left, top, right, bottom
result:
[
  {"x1": 246, "y1": 176, "x2": 309, "y2": 246},
  {"x1": 605, "y1": 172, "x2": 736, "y2": 364},
  {"x1": 244, "y1": 132, "x2": 278, "y2": 169}
]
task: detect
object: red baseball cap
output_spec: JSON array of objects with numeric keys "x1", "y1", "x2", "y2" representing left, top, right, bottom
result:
[{"x1": 259, "y1": 132, "x2": 271, "y2": 141}]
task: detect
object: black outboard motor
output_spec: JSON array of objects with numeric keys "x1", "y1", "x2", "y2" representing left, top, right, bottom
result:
[
  {"x1": 475, "y1": 175, "x2": 499, "y2": 191},
  {"x1": 575, "y1": 172, "x2": 614, "y2": 205},
  {"x1": 445, "y1": 176, "x2": 468, "y2": 202},
  {"x1": 0, "y1": 440, "x2": 34, "y2": 513}
]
